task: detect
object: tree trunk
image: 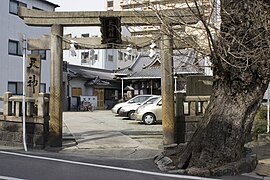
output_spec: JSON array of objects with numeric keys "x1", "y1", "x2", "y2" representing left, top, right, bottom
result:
[
  {"x1": 177, "y1": 77, "x2": 267, "y2": 169},
  {"x1": 175, "y1": 0, "x2": 270, "y2": 175}
]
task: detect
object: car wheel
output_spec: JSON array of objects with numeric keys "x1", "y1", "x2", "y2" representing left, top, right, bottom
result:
[
  {"x1": 143, "y1": 113, "x2": 156, "y2": 125},
  {"x1": 128, "y1": 110, "x2": 136, "y2": 120}
]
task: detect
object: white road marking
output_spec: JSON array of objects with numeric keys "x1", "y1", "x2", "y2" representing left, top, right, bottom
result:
[
  {"x1": 0, "y1": 176, "x2": 26, "y2": 180},
  {"x1": 242, "y1": 173, "x2": 270, "y2": 180},
  {"x1": 0, "y1": 151, "x2": 219, "y2": 180}
]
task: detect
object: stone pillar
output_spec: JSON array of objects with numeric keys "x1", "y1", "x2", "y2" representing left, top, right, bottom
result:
[
  {"x1": 37, "y1": 93, "x2": 45, "y2": 117},
  {"x1": 189, "y1": 101, "x2": 197, "y2": 116},
  {"x1": 175, "y1": 93, "x2": 185, "y2": 144},
  {"x1": 4, "y1": 92, "x2": 12, "y2": 116},
  {"x1": 160, "y1": 25, "x2": 175, "y2": 145},
  {"x1": 48, "y1": 24, "x2": 63, "y2": 147},
  {"x1": 202, "y1": 101, "x2": 209, "y2": 114},
  {"x1": 15, "y1": 101, "x2": 22, "y2": 117},
  {"x1": 26, "y1": 101, "x2": 33, "y2": 117}
]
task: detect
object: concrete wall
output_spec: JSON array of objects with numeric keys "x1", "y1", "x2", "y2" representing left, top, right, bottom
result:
[{"x1": 0, "y1": 0, "x2": 56, "y2": 110}]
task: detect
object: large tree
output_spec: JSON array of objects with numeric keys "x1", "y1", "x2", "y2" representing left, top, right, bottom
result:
[
  {"x1": 174, "y1": 0, "x2": 270, "y2": 175},
  {"x1": 133, "y1": 0, "x2": 270, "y2": 175}
]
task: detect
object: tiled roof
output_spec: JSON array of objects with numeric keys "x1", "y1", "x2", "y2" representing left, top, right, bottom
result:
[
  {"x1": 116, "y1": 49, "x2": 204, "y2": 79},
  {"x1": 67, "y1": 64, "x2": 115, "y2": 81},
  {"x1": 67, "y1": 49, "x2": 206, "y2": 81}
]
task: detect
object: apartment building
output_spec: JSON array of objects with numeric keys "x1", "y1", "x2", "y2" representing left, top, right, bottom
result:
[
  {"x1": 0, "y1": 0, "x2": 58, "y2": 110},
  {"x1": 105, "y1": 0, "x2": 214, "y2": 76},
  {"x1": 62, "y1": 30, "x2": 136, "y2": 70}
]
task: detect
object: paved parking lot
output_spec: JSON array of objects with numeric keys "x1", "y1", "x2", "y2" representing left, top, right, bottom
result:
[{"x1": 62, "y1": 110, "x2": 163, "y2": 159}]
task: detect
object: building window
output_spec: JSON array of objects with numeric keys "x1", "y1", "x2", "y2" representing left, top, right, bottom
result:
[
  {"x1": 108, "y1": 55, "x2": 113, "y2": 62},
  {"x1": 8, "y1": 82, "x2": 23, "y2": 95},
  {"x1": 94, "y1": 54, "x2": 98, "y2": 61},
  {"x1": 81, "y1": 52, "x2": 89, "y2": 60},
  {"x1": 81, "y1": 33, "x2": 90, "y2": 37},
  {"x1": 40, "y1": 83, "x2": 46, "y2": 93},
  {"x1": 72, "y1": 87, "x2": 82, "y2": 97},
  {"x1": 8, "y1": 40, "x2": 22, "y2": 56},
  {"x1": 9, "y1": 0, "x2": 27, "y2": 15},
  {"x1": 31, "y1": 50, "x2": 46, "y2": 60},
  {"x1": 8, "y1": 82, "x2": 46, "y2": 94},
  {"x1": 118, "y1": 51, "x2": 123, "y2": 61},
  {"x1": 107, "y1": 1, "x2": 113, "y2": 8}
]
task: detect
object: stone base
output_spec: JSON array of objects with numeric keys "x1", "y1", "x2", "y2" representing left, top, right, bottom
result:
[
  {"x1": 154, "y1": 148, "x2": 258, "y2": 177},
  {"x1": 0, "y1": 118, "x2": 49, "y2": 149}
]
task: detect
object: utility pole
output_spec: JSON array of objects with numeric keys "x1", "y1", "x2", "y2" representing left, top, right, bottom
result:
[
  {"x1": 22, "y1": 34, "x2": 28, "y2": 152},
  {"x1": 49, "y1": 24, "x2": 63, "y2": 147},
  {"x1": 160, "y1": 25, "x2": 175, "y2": 145}
]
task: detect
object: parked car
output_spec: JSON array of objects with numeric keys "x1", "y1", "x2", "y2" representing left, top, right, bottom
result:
[
  {"x1": 118, "y1": 95, "x2": 160, "y2": 119},
  {"x1": 135, "y1": 97, "x2": 163, "y2": 125},
  {"x1": 111, "y1": 95, "x2": 156, "y2": 114},
  {"x1": 135, "y1": 97, "x2": 191, "y2": 125}
]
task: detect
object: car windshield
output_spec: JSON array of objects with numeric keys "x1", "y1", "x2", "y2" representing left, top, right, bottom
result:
[
  {"x1": 143, "y1": 97, "x2": 159, "y2": 105},
  {"x1": 129, "y1": 96, "x2": 152, "y2": 103},
  {"x1": 157, "y1": 99, "x2": 162, "y2": 105}
]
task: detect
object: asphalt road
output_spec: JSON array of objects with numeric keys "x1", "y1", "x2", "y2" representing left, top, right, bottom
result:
[
  {"x1": 0, "y1": 111, "x2": 267, "y2": 180},
  {"x1": 0, "y1": 150, "x2": 219, "y2": 180}
]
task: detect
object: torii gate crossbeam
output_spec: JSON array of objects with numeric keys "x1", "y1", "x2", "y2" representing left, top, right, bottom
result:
[{"x1": 18, "y1": 7, "x2": 202, "y2": 26}]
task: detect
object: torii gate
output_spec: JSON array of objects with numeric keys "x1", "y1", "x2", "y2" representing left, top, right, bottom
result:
[{"x1": 18, "y1": 6, "x2": 201, "y2": 147}]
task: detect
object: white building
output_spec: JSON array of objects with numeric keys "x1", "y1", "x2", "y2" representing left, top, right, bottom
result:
[
  {"x1": 62, "y1": 29, "x2": 136, "y2": 70},
  {"x1": 0, "y1": 0, "x2": 58, "y2": 110},
  {"x1": 106, "y1": 0, "x2": 213, "y2": 75},
  {"x1": 61, "y1": 0, "x2": 136, "y2": 70},
  {"x1": 106, "y1": 0, "x2": 122, "y2": 11}
]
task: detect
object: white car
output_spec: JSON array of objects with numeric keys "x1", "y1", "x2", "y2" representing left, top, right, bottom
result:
[
  {"x1": 135, "y1": 97, "x2": 191, "y2": 125},
  {"x1": 135, "y1": 97, "x2": 162, "y2": 125},
  {"x1": 118, "y1": 96, "x2": 160, "y2": 119},
  {"x1": 111, "y1": 95, "x2": 155, "y2": 114}
]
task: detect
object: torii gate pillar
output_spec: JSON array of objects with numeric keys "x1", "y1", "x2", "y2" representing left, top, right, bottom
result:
[
  {"x1": 160, "y1": 25, "x2": 175, "y2": 145},
  {"x1": 48, "y1": 24, "x2": 63, "y2": 147}
]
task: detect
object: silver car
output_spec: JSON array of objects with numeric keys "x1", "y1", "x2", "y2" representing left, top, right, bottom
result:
[
  {"x1": 135, "y1": 97, "x2": 192, "y2": 125},
  {"x1": 135, "y1": 97, "x2": 162, "y2": 125},
  {"x1": 111, "y1": 95, "x2": 155, "y2": 114},
  {"x1": 118, "y1": 95, "x2": 160, "y2": 119}
]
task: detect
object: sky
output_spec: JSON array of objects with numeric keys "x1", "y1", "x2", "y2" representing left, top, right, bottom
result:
[
  {"x1": 49, "y1": 0, "x2": 106, "y2": 36},
  {"x1": 50, "y1": 0, "x2": 105, "y2": 11}
]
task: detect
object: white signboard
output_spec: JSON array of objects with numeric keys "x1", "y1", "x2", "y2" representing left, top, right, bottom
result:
[{"x1": 80, "y1": 96, "x2": 97, "y2": 109}]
